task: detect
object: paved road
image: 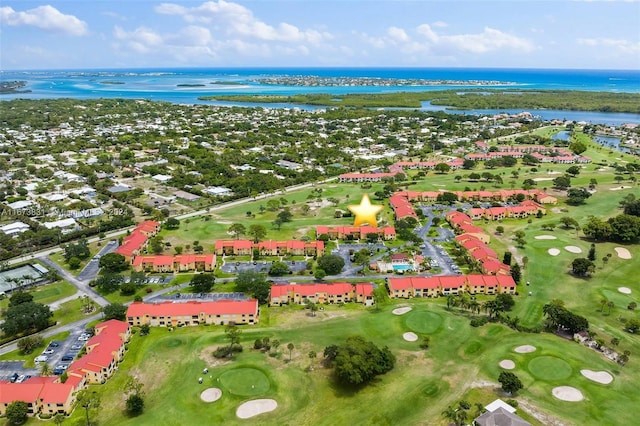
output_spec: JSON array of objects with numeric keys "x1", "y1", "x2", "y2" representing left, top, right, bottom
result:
[
  {"x1": 76, "y1": 240, "x2": 119, "y2": 282},
  {"x1": 38, "y1": 257, "x2": 111, "y2": 307}
]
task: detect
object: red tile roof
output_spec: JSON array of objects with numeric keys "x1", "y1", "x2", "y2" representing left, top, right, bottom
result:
[{"x1": 126, "y1": 300, "x2": 259, "y2": 317}]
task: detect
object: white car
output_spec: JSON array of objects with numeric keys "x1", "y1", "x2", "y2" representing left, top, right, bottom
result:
[
  {"x1": 43, "y1": 349, "x2": 55, "y2": 355},
  {"x1": 35, "y1": 355, "x2": 48, "y2": 363},
  {"x1": 15, "y1": 375, "x2": 26, "y2": 383}
]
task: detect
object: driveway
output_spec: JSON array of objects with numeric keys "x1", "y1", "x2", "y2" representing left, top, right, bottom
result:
[{"x1": 77, "y1": 240, "x2": 118, "y2": 282}]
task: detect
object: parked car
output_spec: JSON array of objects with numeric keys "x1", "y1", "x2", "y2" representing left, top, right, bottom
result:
[
  {"x1": 48, "y1": 341, "x2": 60, "y2": 347},
  {"x1": 71, "y1": 344, "x2": 84, "y2": 350},
  {"x1": 10, "y1": 373, "x2": 19, "y2": 383},
  {"x1": 15, "y1": 375, "x2": 26, "y2": 383},
  {"x1": 78, "y1": 335, "x2": 90, "y2": 341},
  {"x1": 43, "y1": 348, "x2": 55, "y2": 355},
  {"x1": 61, "y1": 354, "x2": 75, "y2": 362},
  {"x1": 53, "y1": 368, "x2": 65, "y2": 375},
  {"x1": 35, "y1": 355, "x2": 48, "y2": 363}
]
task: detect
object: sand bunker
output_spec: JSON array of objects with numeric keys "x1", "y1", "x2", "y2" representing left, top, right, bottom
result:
[
  {"x1": 499, "y1": 360, "x2": 516, "y2": 370},
  {"x1": 535, "y1": 235, "x2": 557, "y2": 240},
  {"x1": 564, "y1": 246, "x2": 582, "y2": 254},
  {"x1": 614, "y1": 247, "x2": 632, "y2": 259},
  {"x1": 514, "y1": 345, "x2": 536, "y2": 354},
  {"x1": 200, "y1": 388, "x2": 222, "y2": 402},
  {"x1": 236, "y1": 399, "x2": 278, "y2": 419},
  {"x1": 547, "y1": 171, "x2": 561, "y2": 175},
  {"x1": 403, "y1": 332, "x2": 418, "y2": 342},
  {"x1": 533, "y1": 177, "x2": 554, "y2": 182},
  {"x1": 392, "y1": 307, "x2": 412, "y2": 315},
  {"x1": 552, "y1": 386, "x2": 584, "y2": 402},
  {"x1": 580, "y1": 370, "x2": 613, "y2": 385},
  {"x1": 618, "y1": 287, "x2": 632, "y2": 295},
  {"x1": 609, "y1": 186, "x2": 632, "y2": 191},
  {"x1": 548, "y1": 248, "x2": 561, "y2": 256}
]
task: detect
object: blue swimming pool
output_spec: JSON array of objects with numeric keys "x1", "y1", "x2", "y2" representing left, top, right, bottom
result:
[{"x1": 392, "y1": 264, "x2": 413, "y2": 271}]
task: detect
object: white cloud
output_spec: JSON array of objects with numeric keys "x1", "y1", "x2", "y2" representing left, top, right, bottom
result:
[
  {"x1": 0, "y1": 5, "x2": 88, "y2": 36},
  {"x1": 578, "y1": 37, "x2": 640, "y2": 54},
  {"x1": 156, "y1": 0, "x2": 331, "y2": 44},
  {"x1": 365, "y1": 24, "x2": 534, "y2": 56}
]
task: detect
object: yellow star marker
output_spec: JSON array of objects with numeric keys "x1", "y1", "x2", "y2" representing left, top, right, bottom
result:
[{"x1": 348, "y1": 194, "x2": 384, "y2": 227}]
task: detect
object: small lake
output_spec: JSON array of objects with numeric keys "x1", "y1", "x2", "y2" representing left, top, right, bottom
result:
[{"x1": 550, "y1": 130, "x2": 636, "y2": 155}]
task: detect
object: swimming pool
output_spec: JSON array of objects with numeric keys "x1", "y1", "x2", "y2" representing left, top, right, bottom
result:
[{"x1": 392, "y1": 264, "x2": 413, "y2": 272}]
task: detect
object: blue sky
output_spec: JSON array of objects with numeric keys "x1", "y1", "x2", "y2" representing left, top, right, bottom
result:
[{"x1": 1, "y1": 0, "x2": 639, "y2": 70}]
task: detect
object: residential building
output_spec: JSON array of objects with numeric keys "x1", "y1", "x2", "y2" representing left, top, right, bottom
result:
[
  {"x1": 270, "y1": 282, "x2": 374, "y2": 306},
  {"x1": 0, "y1": 221, "x2": 30, "y2": 236},
  {"x1": 132, "y1": 254, "x2": 216, "y2": 273},
  {"x1": 315, "y1": 225, "x2": 396, "y2": 240},
  {"x1": 126, "y1": 300, "x2": 260, "y2": 327},
  {"x1": 387, "y1": 274, "x2": 516, "y2": 298},
  {"x1": 214, "y1": 240, "x2": 324, "y2": 257},
  {"x1": 115, "y1": 220, "x2": 160, "y2": 262}
]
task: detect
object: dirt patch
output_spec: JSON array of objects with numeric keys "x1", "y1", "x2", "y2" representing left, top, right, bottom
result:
[
  {"x1": 580, "y1": 369, "x2": 613, "y2": 385},
  {"x1": 393, "y1": 307, "x2": 412, "y2": 315},
  {"x1": 534, "y1": 235, "x2": 557, "y2": 240},
  {"x1": 533, "y1": 177, "x2": 554, "y2": 182},
  {"x1": 614, "y1": 247, "x2": 632, "y2": 259},
  {"x1": 200, "y1": 387, "x2": 222, "y2": 402},
  {"x1": 236, "y1": 399, "x2": 278, "y2": 419},
  {"x1": 403, "y1": 332, "x2": 418, "y2": 342},
  {"x1": 548, "y1": 248, "x2": 561, "y2": 256},
  {"x1": 618, "y1": 287, "x2": 632, "y2": 295},
  {"x1": 552, "y1": 386, "x2": 584, "y2": 402},
  {"x1": 499, "y1": 359, "x2": 515, "y2": 369},
  {"x1": 217, "y1": 220, "x2": 232, "y2": 225},
  {"x1": 514, "y1": 345, "x2": 536, "y2": 354},
  {"x1": 564, "y1": 246, "x2": 582, "y2": 254},
  {"x1": 518, "y1": 399, "x2": 568, "y2": 426}
]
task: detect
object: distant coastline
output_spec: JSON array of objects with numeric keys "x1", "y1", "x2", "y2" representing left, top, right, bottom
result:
[
  {"x1": 251, "y1": 75, "x2": 515, "y2": 87},
  {"x1": 0, "y1": 80, "x2": 31, "y2": 95}
]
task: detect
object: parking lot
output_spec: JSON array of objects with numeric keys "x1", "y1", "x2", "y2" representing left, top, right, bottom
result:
[
  {"x1": 0, "y1": 329, "x2": 90, "y2": 382},
  {"x1": 162, "y1": 291, "x2": 249, "y2": 301},
  {"x1": 220, "y1": 260, "x2": 308, "y2": 274}
]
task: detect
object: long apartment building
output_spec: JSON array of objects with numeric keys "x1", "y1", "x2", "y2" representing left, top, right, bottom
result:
[
  {"x1": 126, "y1": 300, "x2": 260, "y2": 327},
  {"x1": 0, "y1": 320, "x2": 130, "y2": 417},
  {"x1": 270, "y1": 282, "x2": 375, "y2": 306},
  {"x1": 388, "y1": 274, "x2": 516, "y2": 299},
  {"x1": 315, "y1": 225, "x2": 396, "y2": 240},
  {"x1": 132, "y1": 254, "x2": 215, "y2": 273},
  {"x1": 214, "y1": 239, "x2": 324, "y2": 257}
]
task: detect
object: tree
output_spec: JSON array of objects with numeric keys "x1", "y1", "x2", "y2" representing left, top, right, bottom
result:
[
  {"x1": 560, "y1": 216, "x2": 579, "y2": 229},
  {"x1": 314, "y1": 268, "x2": 326, "y2": 281},
  {"x1": 190, "y1": 273, "x2": 215, "y2": 293},
  {"x1": 225, "y1": 322, "x2": 242, "y2": 357},
  {"x1": 103, "y1": 303, "x2": 127, "y2": 321},
  {"x1": 607, "y1": 301, "x2": 615, "y2": 315},
  {"x1": 99, "y1": 252, "x2": 129, "y2": 273},
  {"x1": 94, "y1": 273, "x2": 124, "y2": 293},
  {"x1": 1, "y1": 302, "x2": 53, "y2": 336},
  {"x1": 125, "y1": 376, "x2": 145, "y2": 415},
  {"x1": 53, "y1": 413, "x2": 65, "y2": 425},
  {"x1": 228, "y1": 223, "x2": 246, "y2": 239},
  {"x1": 583, "y1": 216, "x2": 613, "y2": 241},
  {"x1": 287, "y1": 342, "x2": 295, "y2": 361},
  {"x1": 588, "y1": 243, "x2": 597, "y2": 261},
  {"x1": 352, "y1": 248, "x2": 371, "y2": 274},
  {"x1": 571, "y1": 258, "x2": 595, "y2": 277},
  {"x1": 623, "y1": 199, "x2": 640, "y2": 217},
  {"x1": 234, "y1": 270, "x2": 271, "y2": 304},
  {"x1": 511, "y1": 263, "x2": 522, "y2": 284},
  {"x1": 140, "y1": 323, "x2": 150, "y2": 336},
  {"x1": 9, "y1": 291, "x2": 33, "y2": 307},
  {"x1": 608, "y1": 214, "x2": 640, "y2": 242},
  {"x1": 498, "y1": 371, "x2": 523, "y2": 395},
  {"x1": 164, "y1": 217, "x2": 180, "y2": 230},
  {"x1": 502, "y1": 251, "x2": 512, "y2": 266},
  {"x1": 565, "y1": 165, "x2": 581, "y2": 177},
  {"x1": 434, "y1": 163, "x2": 451, "y2": 174},
  {"x1": 316, "y1": 254, "x2": 345, "y2": 275},
  {"x1": 269, "y1": 261, "x2": 290, "y2": 276},
  {"x1": 553, "y1": 175, "x2": 571, "y2": 189},
  {"x1": 40, "y1": 362, "x2": 53, "y2": 376},
  {"x1": 77, "y1": 390, "x2": 101, "y2": 426},
  {"x1": 496, "y1": 294, "x2": 515, "y2": 311},
  {"x1": 277, "y1": 209, "x2": 293, "y2": 223},
  {"x1": 567, "y1": 188, "x2": 592, "y2": 205},
  {"x1": 373, "y1": 285, "x2": 390, "y2": 311},
  {"x1": 17, "y1": 335, "x2": 43, "y2": 354},
  {"x1": 248, "y1": 224, "x2": 267, "y2": 243},
  {"x1": 308, "y1": 350, "x2": 317, "y2": 370},
  {"x1": 569, "y1": 140, "x2": 587, "y2": 155},
  {"x1": 333, "y1": 335, "x2": 395, "y2": 386},
  {"x1": 6, "y1": 401, "x2": 28, "y2": 425},
  {"x1": 625, "y1": 319, "x2": 640, "y2": 333},
  {"x1": 462, "y1": 159, "x2": 476, "y2": 170},
  {"x1": 513, "y1": 230, "x2": 526, "y2": 248}
]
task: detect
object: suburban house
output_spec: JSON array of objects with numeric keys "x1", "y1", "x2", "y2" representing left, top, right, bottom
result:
[
  {"x1": 0, "y1": 320, "x2": 130, "y2": 417},
  {"x1": 126, "y1": 300, "x2": 260, "y2": 327},
  {"x1": 132, "y1": 254, "x2": 216, "y2": 273},
  {"x1": 474, "y1": 399, "x2": 531, "y2": 426},
  {"x1": 315, "y1": 225, "x2": 396, "y2": 240},
  {"x1": 214, "y1": 240, "x2": 324, "y2": 257},
  {"x1": 115, "y1": 220, "x2": 161, "y2": 262},
  {"x1": 387, "y1": 275, "x2": 516, "y2": 298},
  {"x1": 270, "y1": 282, "x2": 375, "y2": 306}
]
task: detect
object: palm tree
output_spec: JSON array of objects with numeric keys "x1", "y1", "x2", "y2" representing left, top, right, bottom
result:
[
  {"x1": 469, "y1": 300, "x2": 480, "y2": 315},
  {"x1": 607, "y1": 301, "x2": 615, "y2": 315},
  {"x1": 600, "y1": 298, "x2": 608, "y2": 312},
  {"x1": 287, "y1": 342, "x2": 294, "y2": 361},
  {"x1": 40, "y1": 363, "x2": 53, "y2": 376}
]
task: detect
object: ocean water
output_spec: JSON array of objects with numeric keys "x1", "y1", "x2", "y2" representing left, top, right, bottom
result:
[{"x1": 1, "y1": 67, "x2": 639, "y2": 124}]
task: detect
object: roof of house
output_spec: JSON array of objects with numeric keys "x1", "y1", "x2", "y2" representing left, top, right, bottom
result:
[
  {"x1": 0, "y1": 383, "x2": 42, "y2": 403},
  {"x1": 475, "y1": 407, "x2": 531, "y2": 426},
  {"x1": 126, "y1": 300, "x2": 259, "y2": 318},
  {"x1": 485, "y1": 399, "x2": 517, "y2": 414},
  {"x1": 38, "y1": 383, "x2": 74, "y2": 404},
  {"x1": 270, "y1": 283, "x2": 373, "y2": 298}
]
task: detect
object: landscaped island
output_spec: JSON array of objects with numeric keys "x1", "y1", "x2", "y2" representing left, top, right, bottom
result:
[
  {"x1": 200, "y1": 89, "x2": 640, "y2": 113},
  {"x1": 251, "y1": 75, "x2": 514, "y2": 87},
  {"x1": 0, "y1": 80, "x2": 30, "y2": 94}
]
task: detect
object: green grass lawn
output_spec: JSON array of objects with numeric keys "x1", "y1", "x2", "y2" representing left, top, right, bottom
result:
[
  {"x1": 0, "y1": 281, "x2": 77, "y2": 311},
  {"x1": 61, "y1": 299, "x2": 639, "y2": 426}
]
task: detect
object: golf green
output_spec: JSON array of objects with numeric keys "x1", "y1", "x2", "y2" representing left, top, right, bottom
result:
[
  {"x1": 219, "y1": 367, "x2": 271, "y2": 396},
  {"x1": 405, "y1": 310, "x2": 442, "y2": 334},
  {"x1": 528, "y1": 356, "x2": 573, "y2": 381}
]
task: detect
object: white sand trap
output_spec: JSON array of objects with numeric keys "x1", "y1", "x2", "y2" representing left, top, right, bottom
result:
[
  {"x1": 548, "y1": 248, "x2": 561, "y2": 256},
  {"x1": 535, "y1": 235, "x2": 557, "y2": 240},
  {"x1": 547, "y1": 171, "x2": 561, "y2": 175},
  {"x1": 392, "y1": 307, "x2": 412, "y2": 315},
  {"x1": 618, "y1": 287, "x2": 632, "y2": 295},
  {"x1": 581, "y1": 370, "x2": 613, "y2": 385},
  {"x1": 403, "y1": 332, "x2": 418, "y2": 342},
  {"x1": 597, "y1": 168, "x2": 608, "y2": 171},
  {"x1": 499, "y1": 360, "x2": 516, "y2": 370},
  {"x1": 609, "y1": 186, "x2": 631, "y2": 191},
  {"x1": 200, "y1": 388, "x2": 222, "y2": 402},
  {"x1": 514, "y1": 345, "x2": 536, "y2": 354},
  {"x1": 236, "y1": 399, "x2": 278, "y2": 419},
  {"x1": 217, "y1": 220, "x2": 233, "y2": 224},
  {"x1": 614, "y1": 247, "x2": 632, "y2": 259},
  {"x1": 533, "y1": 177, "x2": 554, "y2": 182},
  {"x1": 564, "y1": 246, "x2": 582, "y2": 254},
  {"x1": 552, "y1": 386, "x2": 584, "y2": 402}
]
